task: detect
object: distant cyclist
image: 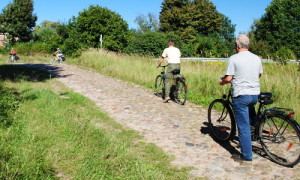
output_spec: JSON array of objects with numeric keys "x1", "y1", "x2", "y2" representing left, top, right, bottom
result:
[
  {"x1": 10, "y1": 48, "x2": 17, "y2": 56},
  {"x1": 55, "y1": 48, "x2": 63, "y2": 60},
  {"x1": 157, "y1": 40, "x2": 181, "y2": 103},
  {"x1": 9, "y1": 48, "x2": 17, "y2": 62}
]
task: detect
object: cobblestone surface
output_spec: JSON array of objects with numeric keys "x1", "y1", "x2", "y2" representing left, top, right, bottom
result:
[{"x1": 27, "y1": 63, "x2": 300, "y2": 180}]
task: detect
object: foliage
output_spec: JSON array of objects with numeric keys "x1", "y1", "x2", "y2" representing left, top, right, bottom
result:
[
  {"x1": 0, "y1": 0, "x2": 37, "y2": 42},
  {"x1": 124, "y1": 31, "x2": 167, "y2": 56},
  {"x1": 195, "y1": 34, "x2": 234, "y2": 58},
  {"x1": 159, "y1": 0, "x2": 235, "y2": 42},
  {"x1": 134, "y1": 13, "x2": 160, "y2": 33},
  {"x1": 0, "y1": 84, "x2": 19, "y2": 128},
  {"x1": 9, "y1": 42, "x2": 51, "y2": 56},
  {"x1": 219, "y1": 15, "x2": 236, "y2": 41},
  {"x1": 274, "y1": 47, "x2": 296, "y2": 65},
  {"x1": 75, "y1": 5, "x2": 130, "y2": 52},
  {"x1": 253, "y1": 0, "x2": 300, "y2": 58}
]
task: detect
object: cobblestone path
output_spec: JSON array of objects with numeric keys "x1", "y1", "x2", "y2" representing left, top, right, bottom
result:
[{"x1": 27, "y1": 64, "x2": 300, "y2": 180}]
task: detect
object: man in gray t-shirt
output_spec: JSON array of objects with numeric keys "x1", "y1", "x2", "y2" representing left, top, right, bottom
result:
[{"x1": 220, "y1": 34, "x2": 263, "y2": 162}]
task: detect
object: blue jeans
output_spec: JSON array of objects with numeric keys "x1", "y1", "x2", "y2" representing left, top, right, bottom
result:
[{"x1": 232, "y1": 95, "x2": 258, "y2": 160}]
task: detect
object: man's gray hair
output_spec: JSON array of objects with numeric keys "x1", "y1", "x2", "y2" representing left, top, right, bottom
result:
[{"x1": 236, "y1": 34, "x2": 250, "y2": 49}]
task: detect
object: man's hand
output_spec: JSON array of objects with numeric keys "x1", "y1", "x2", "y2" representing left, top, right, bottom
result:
[
  {"x1": 219, "y1": 75, "x2": 233, "y2": 85},
  {"x1": 219, "y1": 79, "x2": 225, "y2": 86}
]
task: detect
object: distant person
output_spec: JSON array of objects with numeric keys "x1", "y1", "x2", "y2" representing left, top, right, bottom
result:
[
  {"x1": 157, "y1": 40, "x2": 181, "y2": 103},
  {"x1": 55, "y1": 48, "x2": 63, "y2": 60},
  {"x1": 219, "y1": 34, "x2": 263, "y2": 162},
  {"x1": 10, "y1": 48, "x2": 17, "y2": 56}
]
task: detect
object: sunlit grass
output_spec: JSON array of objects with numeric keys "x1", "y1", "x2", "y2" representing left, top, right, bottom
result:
[
  {"x1": 0, "y1": 65, "x2": 192, "y2": 179},
  {"x1": 70, "y1": 49, "x2": 299, "y2": 122}
]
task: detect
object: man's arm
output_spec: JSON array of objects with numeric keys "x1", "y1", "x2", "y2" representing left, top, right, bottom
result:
[
  {"x1": 219, "y1": 75, "x2": 233, "y2": 85},
  {"x1": 157, "y1": 56, "x2": 164, "y2": 68}
]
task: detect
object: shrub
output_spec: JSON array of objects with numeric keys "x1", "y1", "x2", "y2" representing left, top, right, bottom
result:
[{"x1": 0, "y1": 84, "x2": 19, "y2": 127}]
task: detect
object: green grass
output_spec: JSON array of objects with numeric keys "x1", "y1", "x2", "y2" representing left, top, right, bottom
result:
[
  {"x1": 0, "y1": 65, "x2": 193, "y2": 179},
  {"x1": 69, "y1": 49, "x2": 299, "y2": 122}
]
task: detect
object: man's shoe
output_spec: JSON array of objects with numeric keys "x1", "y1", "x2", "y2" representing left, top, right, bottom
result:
[
  {"x1": 231, "y1": 154, "x2": 252, "y2": 163},
  {"x1": 163, "y1": 97, "x2": 170, "y2": 103}
]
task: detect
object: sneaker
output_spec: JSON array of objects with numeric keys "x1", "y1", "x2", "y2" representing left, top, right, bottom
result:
[
  {"x1": 163, "y1": 98, "x2": 170, "y2": 103},
  {"x1": 231, "y1": 154, "x2": 252, "y2": 163}
]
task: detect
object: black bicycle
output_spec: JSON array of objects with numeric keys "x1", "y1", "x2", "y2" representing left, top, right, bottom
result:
[
  {"x1": 155, "y1": 65, "x2": 188, "y2": 105},
  {"x1": 208, "y1": 88, "x2": 300, "y2": 167},
  {"x1": 8, "y1": 54, "x2": 17, "y2": 63}
]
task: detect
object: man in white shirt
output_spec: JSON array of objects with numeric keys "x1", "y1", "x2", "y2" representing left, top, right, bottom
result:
[
  {"x1": 157, "y1": 40, "x2": 181, "y2": 102},
  {"x1": 220, "y1": 34, "x2": 263, "y2": 162}
]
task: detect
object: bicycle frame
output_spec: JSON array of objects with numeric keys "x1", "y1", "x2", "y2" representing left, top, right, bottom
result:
[
  {"x1": 156, "y1": 65, "x2": 187, "y2": 105},
  {"x1": 158, "y1": 65, "x2": 185, "y2": 84},
  {"x1": 222, "y1": 89, "x2": 299, "y2": 140}
]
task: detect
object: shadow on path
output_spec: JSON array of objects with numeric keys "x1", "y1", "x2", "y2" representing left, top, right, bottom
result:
[
  {"x1": 0, "y1": 63, "x2": 73, "y2": 83},
  {"x1": 200, "y1": 122, "x2": 271, "y2": 162}
]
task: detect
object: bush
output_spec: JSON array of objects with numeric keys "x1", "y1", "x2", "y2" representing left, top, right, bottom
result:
[
  {"x1": 124, "y1": 31, "x2": 166, "y2": 56},
  {"x1": 0, "y1": 84, "x2": 19, "y2": 127},
  {"x1": 273, "y1": 47, "x2": 296, "y2": 65},
  {"x1": 12, "y1": 42, "x2": 53, "y2": 55}
]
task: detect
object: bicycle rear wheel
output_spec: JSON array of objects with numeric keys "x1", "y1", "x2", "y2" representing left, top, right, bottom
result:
[
  {"x1": 173, "y1": 81, "x2": 187, "y2": 105},
  {"x1": 259, "y1": 112, "x2": 300, "y2": 167},
  {"x1": 154, "y1": 75, "x2": 165, "y2": 99},
  {"x1": 208, "y1": 99, "x2": 236, "y2": 141}
]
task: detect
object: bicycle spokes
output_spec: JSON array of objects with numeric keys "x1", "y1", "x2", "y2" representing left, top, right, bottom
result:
[
  {"x1": 260, "y1": 114, "x2": 300, "y2": 167},
  {"x1": 208, "y1": 99, "x2": 235, "y2": 141}
]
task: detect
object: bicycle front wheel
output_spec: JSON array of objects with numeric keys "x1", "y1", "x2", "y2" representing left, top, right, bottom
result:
[
  {"x1": 173, "y1": 81, "x2": 187, "y2": 105},
  {"x1": 208, "y1": 99, "x2": 236, "y2": 141},
  {"x1": 259, "y1": 112, "x2": 300, "y2": 167},
  {"x1": 154, "y1": 75, "x2": 165, "y2": 99}
]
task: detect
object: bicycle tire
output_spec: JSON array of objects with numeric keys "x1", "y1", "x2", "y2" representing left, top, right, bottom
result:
[
  {"x1": 154, "y1": 75, "x2": 165, "y2": 99},
  {"x1": 173, "y1": 80, "x2": 187, "y2": 105},
  {"x1": 259, "y1": 112, "x2": 300, "y2": 167},
  {"x1": 208, "y1": 99, "x2": 236, "y2": 141},
  {"x1": 8, "y1": 56, "x2": 15, "y2": 63}
]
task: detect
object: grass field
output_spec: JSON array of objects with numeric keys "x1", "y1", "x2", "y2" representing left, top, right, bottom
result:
[
  {"x1": 0, "y1": 64, "x2": 192, "y2": 179},
  {"x1": 70, "y1": 49, "x2": 299, "y2": 122}
]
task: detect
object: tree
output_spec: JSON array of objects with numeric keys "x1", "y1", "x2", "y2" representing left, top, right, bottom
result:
[
  {"x1": 159, "y1": 0, "x2": 228, "y2": 41},
  {"x1": 134, "y1": 13, "x2": 160, "y2": 33},
  {"x1": 0, "y1": 0, "x2": 37, "y2": 42},
  {"x1": 253, "y1": 0, "x2": 300, "y2": 58},
  {"x1": 219, "y1": 15, "x2": 235, "y2": 41},
  {"x1": 124, "y1": 31, "x2": 166, "y2": 56},
  {"x1": 75, "y1": 5, "x2": 130, "y2": 52}
]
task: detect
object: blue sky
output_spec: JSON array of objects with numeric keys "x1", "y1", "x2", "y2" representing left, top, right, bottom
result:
[{"x1": 1, "y1": 0, "x2": 272, "y2": 36}]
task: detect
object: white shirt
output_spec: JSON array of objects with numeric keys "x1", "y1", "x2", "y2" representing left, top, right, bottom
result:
[
  {"x1": 225, "y1": 51, "x2": 263, "y2": 97},
  {"x1": 161, "y1": 46, "x2": 181, "y2": 64}
]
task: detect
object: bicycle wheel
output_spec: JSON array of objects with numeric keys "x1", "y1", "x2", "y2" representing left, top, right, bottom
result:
[
  {"x1": 173, "y1": 81, "x2": 187, "y2": 105},
  {"x1": 8, "y1": 56, "x2": 14, "y2": 63},
  {"x1": 208, "y1": 99, "x2": 236, "y2": 141},
  {"x1": 259, "y1": 112, "x2": 300, "y2": 167},
  {"x1": 154, "y1": 75, "x2": 165, "y2": 99}
]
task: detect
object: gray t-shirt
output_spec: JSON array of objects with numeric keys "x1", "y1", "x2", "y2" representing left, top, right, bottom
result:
[{"x1": 225, "y1": 51, "x2": 263, "y2": 97}]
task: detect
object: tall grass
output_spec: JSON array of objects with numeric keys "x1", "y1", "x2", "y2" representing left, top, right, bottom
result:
[
  {"x1": 0, "y1": 65, "x2": 192, "y2": 179},
  {"x1": 71, "y1": 49, "x2": 299, "y2": 122}
]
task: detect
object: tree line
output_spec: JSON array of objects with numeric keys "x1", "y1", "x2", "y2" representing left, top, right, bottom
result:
[{"x1": 0, "y1": 0, "x2": 299, "y2": 60}]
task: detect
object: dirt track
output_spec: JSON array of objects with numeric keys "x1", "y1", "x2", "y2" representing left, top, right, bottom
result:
[{"x1": 25, "y1": 63, "x2": 300, "y2": 180}]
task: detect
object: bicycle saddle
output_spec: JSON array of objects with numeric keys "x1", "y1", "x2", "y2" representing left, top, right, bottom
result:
[
  {"x1": 172, "y1": 69, "x2": 180, "y2": 75},
  {"x1": 259, "y1": 92, "x2": 273, "y2": 105},
  {"x1": 259, "y1": 92, "x2": 272, "y2": 99}
]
